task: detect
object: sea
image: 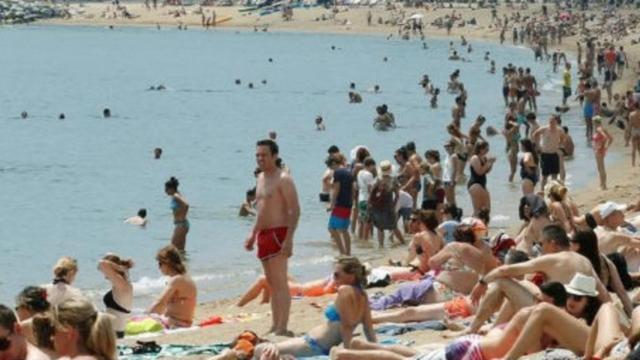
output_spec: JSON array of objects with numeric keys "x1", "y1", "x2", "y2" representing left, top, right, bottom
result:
[{"x1": 0, "y1": 25, "x2": 612, "y2": 309}]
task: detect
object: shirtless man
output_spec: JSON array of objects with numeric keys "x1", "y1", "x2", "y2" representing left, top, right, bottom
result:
[
  {"x1": 532, "y1": 115, "x2": 565, "y2": 191},
  {"x1": 629, "y1": 103, "x2": 640, "y2": 166},
  {"x1": 451, "y1": 96, "x2": 464, "y2": 128},
  {"x1": 245, "y1": 139, "x2": 300, "y2": 335},
  {"x1": 471, "y1": 224, "x2": 613, "y2": 316},
  {"x1": 320, "y1": 159, "x2": 333, "y2": 204},
  {"x1": 595, "y1": 201, "x2": 640, "y2": 271},
  {"x1": 395, "y1": 147, "x2": 421, "y2": 209},
  {"x1": 0, "y1": 305, "x2": 49, "y2": 360}
]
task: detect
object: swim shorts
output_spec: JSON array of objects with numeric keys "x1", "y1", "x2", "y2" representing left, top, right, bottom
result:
[
  {"x1": 584, "y1": 102, "x2": 594, "y2": 118},
  {"x1": 398, "y1": 207, "x2": 412, "y2": 221},
  {"x1": 358, "y1": 200, "x2": 370, "y2": 222},
  {"x1": 257, "y1": 227, "x2": 288, "y2": 261},
  {"x1": 540, "y1": 152, "x2": 560, "y2": 177},
  {"x1": 328, "y1": 206, "x2": 351, "y2": 231}
]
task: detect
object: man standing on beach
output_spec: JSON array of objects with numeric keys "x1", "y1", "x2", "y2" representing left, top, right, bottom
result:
[
  {"x1": 245, "y1": 139, "x2": 300, "y2": 336},
  {"x1": 629, "y1": 103, "x2": 640, "y2": 166}
]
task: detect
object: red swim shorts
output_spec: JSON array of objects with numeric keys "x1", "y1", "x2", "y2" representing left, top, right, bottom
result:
[{"x1": 257, "y1": 227, "x2": 288, "y2": 261}]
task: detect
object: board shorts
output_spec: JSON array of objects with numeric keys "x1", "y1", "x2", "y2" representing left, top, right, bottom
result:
[
  {"x1": 358, "y1": 200, "x2": 370, "y2": 222},
  {"x1": 540, "y1": 152, "x2": 560, "y2": 176},
  {"x1": 257, "y1": 227, "x2": 288, "y2": 261},
  {"x1": 584, "y1": 102, "x2": 594, "y2": 118},
  {"x1": 328, "y1": 206, "x2": 351, "y2": 231}
]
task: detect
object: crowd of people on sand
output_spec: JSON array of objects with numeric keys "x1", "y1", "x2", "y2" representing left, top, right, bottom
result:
[{"x1": 8, "y1": 2, "x2": 640, "y2": 360}]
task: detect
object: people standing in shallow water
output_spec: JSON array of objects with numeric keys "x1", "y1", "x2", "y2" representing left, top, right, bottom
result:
[
  {"x1": 98, "y1": 254, "x2": 133, "y2": 338},
  {"x1": 468, "y1": 141, "x2": 496, "y2": 216},
  {"x1": 165, "y1": 177, "x2": 189, "y2": 251}
]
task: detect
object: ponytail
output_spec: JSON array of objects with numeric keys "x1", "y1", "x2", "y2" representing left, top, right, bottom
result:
[{"x1": 86, "y1": 312, "x2": 117, "y2": 360}]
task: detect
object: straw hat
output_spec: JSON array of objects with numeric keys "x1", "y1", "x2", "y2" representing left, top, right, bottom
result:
[{"x1": 564, "y1": 273, "x2": 598, "y2": 297}]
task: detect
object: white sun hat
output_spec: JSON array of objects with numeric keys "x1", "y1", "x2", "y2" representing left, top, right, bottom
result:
[
  {"x1": 564, "y1": 273, "x2": 598, "y2": 297},
  {"x1": 599, "y1": 201, "x2": 626, "y2": 219}
]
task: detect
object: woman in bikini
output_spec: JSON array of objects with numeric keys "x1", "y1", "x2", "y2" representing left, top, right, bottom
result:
[
  {"x1": 503, "y1": 119, "x2": 520, "y2": 183},
  {"x1": 254, "y1": 256, "x2": 376, "y2": 358},
  {"x1": 98, "y1": 254, "x2": 134, "y2": 338},
  {"x1": 447, "y1": 124, "x2": 469, "y2": 183},
  {"x1": 148, "y1": 245, "x2": 197, "y2": 328},
  {"x1": 519, "y1": 138, "x2": 538, "y2": 195},
  {"x1": 570, "y1": 230, "x2": 633, "y2": 316},
  {"x1": 467, "y1": 141, "x2": 496, "y2": 216},
  {"x1": 165, "y1": 176, "x2": 190, "y2": 251},
  {"x1": 591, "y1": 116, "x2": 613, "y2": 190}
]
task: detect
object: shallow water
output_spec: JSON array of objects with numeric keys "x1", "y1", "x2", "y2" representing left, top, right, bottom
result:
[{"x1": 0, "y1": 25, "x2": 610, "y2": 307}]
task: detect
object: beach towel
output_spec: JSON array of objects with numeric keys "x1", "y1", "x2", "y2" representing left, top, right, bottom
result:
[
  {"x1": 369, "y1": 276, "x2": 434, "y2": 311},
  {"x1": 118, "y1": 343, "x2": 229, "y2": 359},
  {"x1": 374, "y1": 320, "x2": 446, "y2": 336}
]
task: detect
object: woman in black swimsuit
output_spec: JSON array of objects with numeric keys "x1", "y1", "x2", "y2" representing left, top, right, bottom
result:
[
  {"x1": 467, "y1": 141, "x2": 496, "y2": 216},
  {"x1": 98, "y1": 254, "x2": 134, "y2": 338},
  {"x1": 519, "y1": 138, "x2": 539, "y2": 195}
]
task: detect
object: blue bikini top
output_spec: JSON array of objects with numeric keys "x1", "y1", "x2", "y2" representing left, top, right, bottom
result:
[
  {"x1": 170, "y1": 197, "x2": 179, "y2": 211},
  {"x1": 324, "y1": 304, "x2": 341, "y2": 322}
]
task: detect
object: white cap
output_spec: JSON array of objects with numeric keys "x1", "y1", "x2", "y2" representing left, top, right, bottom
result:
[{"x1": 599, "y1": 201, "x2": 626, "y2": 219}]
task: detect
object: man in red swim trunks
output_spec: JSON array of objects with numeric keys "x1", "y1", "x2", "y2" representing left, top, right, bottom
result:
[{"x1": 245, "y1": 139, "x2": 300, "y2": 336}]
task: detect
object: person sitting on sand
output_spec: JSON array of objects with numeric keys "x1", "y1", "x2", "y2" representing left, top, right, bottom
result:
[
  {"x1": 99, "y1": 254, "x2": 134, "y2": 339},
  {"x1": 239, "y1": 188, "x2": 256, "y2": 217},
  {"x1": 348, "y1": 91, "x2": 362, "y2": 103},
  {"x1": 147, "y1": 245, "x2": 197, "y2": 328},
  {"x1": 253, "y1": 256, "x2": 376, "y2": 358},
  {"x1": 45, "y1": 257, "x2": 83, "y2": 307},
  {"x1": 237, "y1": 273, "x2": 337, "y2": 307},
  {"x1": 124, "y1": 208, "x2": 147, "y2": 227},
  {"x1": 0, "y1": 304, "x2": 50, "y2": 360},
  {"x1": 14, "y1": 286, "x2": 51, "y2": 349}
]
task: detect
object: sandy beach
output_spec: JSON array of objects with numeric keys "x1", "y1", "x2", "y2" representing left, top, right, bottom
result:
[{"x1": 29, "y1": 2, "x2": 640, "y2": 356}]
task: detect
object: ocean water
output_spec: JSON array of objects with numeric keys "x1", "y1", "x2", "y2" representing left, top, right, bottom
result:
[{"x1": 0, "y1": 25, "x2": 610, "y2": 308}]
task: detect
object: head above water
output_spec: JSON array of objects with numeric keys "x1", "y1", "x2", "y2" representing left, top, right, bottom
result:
[
  {"x1": 137, "y1": 208, "x2": 147, "y2": 218},
  {"x1": 103, "y1": 108, "x2": 111, "y2": 118}
]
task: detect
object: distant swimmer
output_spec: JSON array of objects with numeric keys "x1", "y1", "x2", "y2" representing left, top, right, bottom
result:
[
  {"x1": 154, "y1": 147, "x2": 163, "y2": 159},
  {"x1": 349, "y1": 82, "x2": 356, "y2": 90},
  {"x1": 315, "y1": 116, "x2": 326, "y2": 131},
  {"x1": 422, "y1": 42, "x2": 428, "y2": 49},
  {"x1": 20, "y1": 111, "x2": 28, "y2": 119},
  {"x1": 125, "y1": 208, "x2": 148, "y2": 227},
  {"x1": 449, "y1": 51, "x2": 460, "y2": 61},
  {"x1": 268, "y1": 58, "x2": 273, "y2": 63},
  {"x1": 489, "y1": 60, "x2": 496, "y2": 74},
  {"x1": 484, "y1": 51, "x2": 490, "y2": 61},
  {"x1": 331, "y1": 45, "x2": 336, "y2": 50},
  {"x1": 383, "y1": 57, "x2": 388, "y2": 62},
  {"x1": 374, "y1": 85, "x2": 381, "y2": 93},
  {"x1": 261, "y1": 80, "x2": 267, "y2": 85},
  {"x1": 430, "y1": 88, "x2": 440, "y2": 108},
  {"x1": 467, "y1": 44, "x2": 473, "y2": 53},
  {"x1": 268, "y1": 131, "x2": 277, "y2": 141},
  {"x1": 103, "y1": 108, "x2": 111, "y2": 118},
  {"x1": 248, "y1": 83, "x2": 254, "y2": 89},
  {"x1": 373, "y1": 105, "x2": 396, "y2": 131},
  {"x1": 239, "y1": 188, "x2": 257, "y2": 217},
  {"x1": 59, "y1": 113, "x2": 65, "y2": 120},
  {"x1": 235, "y1": 79, "x2": 241, "y2": 85},
  {"x1": 349, "y1": 91, "x2": 362, "y2": 103},
  {"x1": 157, "y1": 84, "x2": 166, "y2": 90}
]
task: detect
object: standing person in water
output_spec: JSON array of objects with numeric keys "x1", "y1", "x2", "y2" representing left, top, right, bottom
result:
[
  {"x1": 165, "y1": 177, "x2": 189, "y2": 251},
  {"x1": 468, "y1": 141, "x2": 496, "y2": 216},
  {"x1": 591, "y1": 116, "x2": 613, "y2": 190},
  {"x1": 245, "y1": 139, "x2": 300, "y2": 336}
]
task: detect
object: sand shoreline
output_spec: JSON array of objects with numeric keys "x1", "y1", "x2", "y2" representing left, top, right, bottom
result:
[{"x1": 28, "y1": 3, "x2": 640, "y2": 353}]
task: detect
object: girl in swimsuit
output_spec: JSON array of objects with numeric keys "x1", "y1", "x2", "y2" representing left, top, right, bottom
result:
[
  {"x1": 148, "y1": 245, "x2": 197, "y2": 328},
  {"x1": 519, "y1": 139, "x2": 538, "y2": 195},
  {"x1": 591, "y1": 117, "x2": 613, "y2": 190},
  {"x1": 254, "y1": 257, "x2": 376, "y2": 358},
  {"x1": 503, "y1": 120, "x2": 520, "y2": 183},
  {"x1": 165, "y1": 176, "x2": 190, "y2": 251},
  {"x1": 467, "y1": 141, "x2": 496, "y2": 217},
  {"x1": 98, "y1": 254, "x2": 134, "y2": 338}
]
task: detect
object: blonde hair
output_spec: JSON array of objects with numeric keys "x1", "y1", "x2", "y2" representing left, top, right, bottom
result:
[
  {"x1": 156, "y1": 245, "x2": 187, "y2": 275},
  {"x1": 53, "y1": 297, "x2": 116, "y2": 360},
  {"x1": 53, "y1": 257, "x2": 78, "y2": 280},
  {"x1": 546, "y1": 181, "x2": 568, "y2": 202},
  {"x1": 336, "y1": 256, "x2": 367, "y2": 288}
]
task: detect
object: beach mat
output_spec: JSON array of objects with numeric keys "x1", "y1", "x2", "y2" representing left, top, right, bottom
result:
[
  {"x1": 374, "y1": 320, "x2": 446, "y2": 336},
  {"x1": 118, "y1": 343, "x2": 229, "y2": 359}
]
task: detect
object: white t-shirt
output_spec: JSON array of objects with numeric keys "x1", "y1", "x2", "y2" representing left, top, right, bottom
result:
[
  {"x1": 396, "y1": 190, "x2": 413, "y2": 211},
  {"x1": 357, "y1": 169, "x2": 375, "y2": 203}
]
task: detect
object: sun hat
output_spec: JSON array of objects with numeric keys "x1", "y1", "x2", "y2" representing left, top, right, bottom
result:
[
  {"x1": 379, "y1": 160, "x2": 392, "y2": 176},
  {"x1": 564, "y1": 273, "x2": 598, "y2": 297},
  {"x1": 599, "y1": 201, "x2": 626, "y2": 219}
]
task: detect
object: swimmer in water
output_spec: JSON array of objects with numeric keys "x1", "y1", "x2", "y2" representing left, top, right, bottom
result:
[
  {"x1": 239, "y1": 188, "x2": 257, "y2": 217},
  {"x1": 235, "y1": 79, "x2": 241, "y2": 85},
  {"x1": 430, "y1": 88, "x2": 440, "y2": 108},
  {"x1": 315, "y1": 116, "x2": 326, "y2": 131},
  {"x1": 154, "y1": 147, "x2": 163, "y2": 159},
  {"x1": 248, "y1": 83, "x2": 254, "y2": 89},
  {"x1": 103, "y1": 108, "x2": 111, "y2": 118},
  {"x1": 269, "y1": 131, "x2": 277, "y2": 141},
  {"x1": 349, "y1": 91, "x2": 363, "y2": 103},
  {"x1": 59, "y1": 113, "x2": 65, "y2": 120},
  {"x1": 449, "y1": 50, "x2": 460, "y2": 61},
  {"x1": 20, "y1": 111, "x2": 28, "y2": 119},
  {"x1": 484, "y1": 51, "x2": 490, "y2": 61},
  {"x1": 125, "y1": 208, "x2": 148, "y2": 227}
]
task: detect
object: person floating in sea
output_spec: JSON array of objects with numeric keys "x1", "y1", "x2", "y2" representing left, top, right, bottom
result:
[
  {"x1": 244, "y1": 139, "x2": 300, "y2": 336},
  {"x1": 124, "y1": 208, "x2": 148, "y2": 227},
  {"x1": 239, "y1": 188, "x2": 257, "y2": 217},
  {"x1": 348, "y1": 91, "x2": 362, "y2": 103},
  {"x1": 154, "y1": 147, "x2": 163, "y2": 159},
  {"x1": 103, "y1": 108, "x2": 111, "y2": 118},
  {"x1": 315, "y1": 115, "x2": 326, "y2": 131}
]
